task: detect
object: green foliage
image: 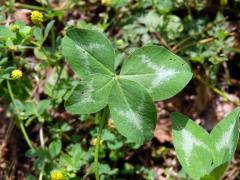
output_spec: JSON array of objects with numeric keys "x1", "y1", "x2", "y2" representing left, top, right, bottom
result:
[
  {"x1": 1, "y1": 0, "x2": 240, "y2": 179},
  {"x1": 62, "y1": 28, "x2": 115, "y2": 78},
  {"x1": 49, "y1": 139, "x2": 62, "y2": 158},
  {"x1": 171, "y1": 107, "x2": 240, "y2": 179},
  {"x1": 108, "y1": 79, "x2": 157, "y2": 144},
  {"x1": 62, "y1": 28, "x2": 192, "y2": 145},
  {"x1": 120, "y1": 46, "x2": 192, "y2": 100}
]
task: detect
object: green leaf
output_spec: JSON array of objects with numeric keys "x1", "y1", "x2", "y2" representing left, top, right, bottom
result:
[
  {"x1": 210, "y1": 107, "x2": 240, "y2": 167},
  {"x1": 49, "y1": 139, "x2": 62, "y2": 158},
  {"x1": 60, "y1": 154, "x2": 75, "y2": 171},
  {"x1": 44, "y1": 20, "x2": 55, "y2": 40},
  {"x1": 120, "y1": 46, "x2": 192, "y2": 101},
  {"x1": 34, "y1": 48, "x2": 48, "y2": 60},
  {"x1": 65, "y1": 74, "x2": 114, "y2": 114},
  {"x1": 37, "y1": 99, "x2": 51, "y2": 114},
  {"x1": 33, "y1": 26, "x2": 43, "y2": 43},
  {"x1": 0, "y1": 26, "x2": 15, "y2": 39},
  {"x1": 171, "y1": 112, "x2": 213, "y2": 179},
  {"x1": 138, "y1": 11, "x2": 163, "y2": 30},
  {"x1": 201, "y1": 162, "x2": 229, "y2": 180},
  {"x1": 62, "y1": 29, "x2": 192, "y2": 145},
  {"x1": 109, "y1": 79, "x2": 157, "y2": 145},
  {"x1": 98, "y1": 163, "x2": 118, "y2": 175},
  {"x1": 172, "y1": 109, "x2": 240, "y2": 179},
  {"x1": 153, "y1": 0, "x2": 173, "y2": 14},
  {"x1": 62, "y1": 28, "x2": 115, "y2": 79},
  {"x1": 0, "y1": 66, "x2": 15, "y2": 79},
  {"x1": 26, "y1": 175, "x2": 35, "y2": 180}
]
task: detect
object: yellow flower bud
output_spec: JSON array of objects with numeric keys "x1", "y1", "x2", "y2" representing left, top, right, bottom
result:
[
  {"x1": 101, "y1": 0, "x2": 111, "y2": 5},
  {"x1": 51, "y1": 170, "x2": 64, "y2": 180},
  {"x1": 31, "y1": 11, "x2": 43, "y2": 25},
  {"x1": 91, "y1": 138, "x2": 103, "y2": 146},
  {"x1": 8, "y1": 45, "x2": 18, "y2": 52},
  {"x1": 11, "y1": 25, "x2": 19, "y2": 32},
  {"x1": 116, "y1": 39, "x2": 124, "y2": 46},
  {"x1": 11, "y1": 69, "x2": 23, "y2": 80}
]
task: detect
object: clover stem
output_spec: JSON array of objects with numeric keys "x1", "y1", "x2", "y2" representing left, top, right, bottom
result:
[
  {"x1": 19, "y1": 120, "x2": 33, "y2": 148},
  {"x1": 7, "y1": 80, "x2": 33, "y2": 148},
  {"x1": 94, "y1": 108, "x2": 108, "y2": 180},
  {"x1": 51, "y1": 26, "x2": 56, "y2": 48},
  {"x1": 193, "y1": 72, "x2": 240, "y2": 106}
]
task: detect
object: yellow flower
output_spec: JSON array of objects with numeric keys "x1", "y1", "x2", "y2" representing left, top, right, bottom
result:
[
  {"x1": 51, "y1": 170, "x2": 64, "y2": 180},
  {"x1": 91, "y1": 138, "x2": 103, "y2": 146},
  {"x1": 11, "y1": 69, "x2": 23, "y2": 80},
  {"x1": 101, "y1": 0, "x2": 111, "y2": 5},
  {"x1": 31, "y1": 11, "x2": 43, "y2": 25}
]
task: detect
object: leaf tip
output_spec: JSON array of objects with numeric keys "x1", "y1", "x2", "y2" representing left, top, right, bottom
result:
[{"x1": 170, "y1": 112, "x2": 189, "y2": 131}]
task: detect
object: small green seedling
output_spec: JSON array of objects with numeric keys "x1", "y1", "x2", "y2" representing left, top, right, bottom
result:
[
  {"x1": 171, "y1": 107, "x2": 240, "y2": 180},
  {"x1": 62, "y1": 28, "x2": 192, "y2": 179}
]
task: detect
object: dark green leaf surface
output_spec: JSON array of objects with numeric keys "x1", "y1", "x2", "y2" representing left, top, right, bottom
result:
[
  {"x1": 62, "y1": 28, "x2": 193, "y2": 145},
  {"x1": 62, "y1": 28, "x2": 115, "y2": 78},
  {"x1": 0, "y1": 26, "x2": 15, "y2": 39},
  {"x1": 201, "y1": 162, "x2": 228, "y2": 180},
  {"x1": 210, "y1": 107, "x2": 240, "y2": 167},
  {"x1": 120, "y1": 46, "x2": 192, "y2": 101},
  {"x1": 65, "y1": 74, "x2": 114, "y2": 114},
  {"x1": 49, "y1": 139, "x2": 62, "y2": 158},
  {"x1": 44, "y1": 20, "x2": 55, "y2": 40},
  {"x1": 109, "y1": 79, "x2": 157, "y2": 145},
  {"x1": 171, "y1": 112, "x2": 213, "y2": 179},
  {"x1": 171, "y1": 108, "x2": 240, "y2": 179}
]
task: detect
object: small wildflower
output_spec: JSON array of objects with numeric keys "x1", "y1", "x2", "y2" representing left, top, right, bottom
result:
[
  {"x1": 51, "y1": 170, "x2": 64, "y2": 180},
  {"x1": 91, "y1": 138, "x2": 103, "y2": 146},
  {"x1": 31, "y1": 11, "x2": 43, "y2": 25},
  {"x1": 11, "y1": 24, "x2": 19, "y2": 32},
  {"x1": 101, "y1": 0, "x2": 111, "y2": 5},
  {"x1": 11, "y1": 69, "x2": 23, "y2": 80}
]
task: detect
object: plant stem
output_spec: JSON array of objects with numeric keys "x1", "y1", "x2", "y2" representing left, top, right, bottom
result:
[
  {"x1": 7, "y1": 80, "x2": 16, "y2": 107},
  {"x1": 15, "y1": 3, "x2": 48, "y2": 11},
  {"x1": 194, "y1": 73, "x2": 240, "y2": 106},
  {"x1": 51, "y1": 26, "x2": 56, "y2": 48},
  {"x1": 94, "y1": 108, "x2": 108, "y2": 180},
  {"x1": 7, "y1": 80, "x2": 33, "y2": 148},
  {"x1": 20, "y1": 121, "x2": 33, "y2": 148},
  {"x1": 39, "y1": 124, "x2": 45, "y2": 180},
  {"x1": 39, "y1": 125, "x2": 45, "y2": 147},
  {"x1": 39, "y1": 161, "x2": 45, "y2": 180}
]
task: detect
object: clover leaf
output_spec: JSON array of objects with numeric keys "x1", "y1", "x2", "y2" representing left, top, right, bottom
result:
[
  {"x1": 171, "y1": 107, "x2": 240, "y2": 179},
  {"x1": 62, "y1": 28, "x2": 192, "y2": 145}
]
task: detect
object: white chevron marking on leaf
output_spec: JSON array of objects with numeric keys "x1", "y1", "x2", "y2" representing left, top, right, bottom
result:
[
  {"x1": 182, "y1": 129, "x2": 209, "y2": 164},
  {"x1": 75, "y1": 44, "x2": 91, "y2": 72},
  {"x1": 82, "y1": 80, "x2": 94, "y2": 103},
  {"x1": 139, "y1": 55, "x2": 176, "y2": 90},
  {"x1": 216, "y1": 123, "x2": 235, "y2": 155},
  {"x1": 118, "y1": 109, "x2": 142, "y2": 131},
  {"x1": 87, "y1": 43, "x2": 105, "y2": 50}
]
